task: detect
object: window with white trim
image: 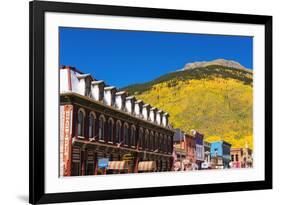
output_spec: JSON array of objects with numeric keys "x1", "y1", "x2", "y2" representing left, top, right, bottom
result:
[
  {"x1": 108, "y1": 118, "x2": 114, "y2": 142},
  {"x1": 131, "y1": 126, "x2": 136, "y2": 147},
  {"x1": 124, "y1": 123, "x2": 129, "y2": 146},
  {"x1": 88, "y1": 113, "x2": 96, "y2": 138},
  {"x1": 116, "y1": 121, "x2": 122, "y2": 143},
  {"x1": 77, "y1": 109, "x2": 85, "y2": 136},
  {"x1": 98, "y1": 115, "x2": 105, "y2": 140}
]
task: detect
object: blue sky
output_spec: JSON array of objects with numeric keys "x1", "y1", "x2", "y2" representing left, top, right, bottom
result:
[{"x1": 59, "y1": 27, "x2": 253, "y2": 88}]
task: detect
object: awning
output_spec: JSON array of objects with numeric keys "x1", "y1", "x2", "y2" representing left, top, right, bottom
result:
[
  {"x1": 107, "y1": 161, "x2": 128, "y2": 170},
  {"x1": 138, "y1": 161, "x2": 156, "y2": 171}
]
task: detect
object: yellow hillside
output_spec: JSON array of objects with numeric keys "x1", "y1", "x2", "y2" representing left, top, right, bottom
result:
[{"x1": 135, "y1": 78, "x2": 253, "y2": 149}]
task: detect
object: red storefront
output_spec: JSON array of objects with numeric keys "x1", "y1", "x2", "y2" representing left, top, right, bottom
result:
[
  {"x1": 185, "y1": 133, "x2": 196, "y2": 168},
  {"x1": 60, "y1": 93, "x2": 174, "y2": 176}
]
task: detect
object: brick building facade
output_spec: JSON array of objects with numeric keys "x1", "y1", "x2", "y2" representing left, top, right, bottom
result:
[{"x1": 60, "y1": 66, "x2": 174, "y2": 176}]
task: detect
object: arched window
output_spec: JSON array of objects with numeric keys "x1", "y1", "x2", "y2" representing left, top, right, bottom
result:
[
  {"x1": 131, "y1": 126, "x2": 136, "y2": 147},
  {"x1": 161, "y1": 135, "x2": 165, "y2": 152},
  {"x1": 150, "y1": 132, "x2": 154, "y2": 151},
  {"x1": 138, "y1": 128, "x2": 144, "y2": 149},
  {"x1": 167, "y1": 136, "x2": 171, "y2": 153},
  {"x1": 116, "y1": 121, "x2": 122, "y2": 143},
  {"x1": 163, "y1": 135, "x2": 167, "y2": 153},
  {"x1": 155, "y1": 133, "x2": 159, "y2": 152},
  {"x1": 98, "y1": 115, "x2": 105, "y2": 140},
  {"x1": 124, "y1": 123, "x2": 129, "y2": 146},
  {"x1": 77, "y1": 109, "x2": 85, "y2": 136},
  {"x1": 145, "y1": 129, "x2": 149, "y2": 150},
  {"x1": 108, "y1": 118, "x2": 114, "y2": 142},
  {"x1": 88, "y1": 112, "x2": 96, "y2": 139},
  {"x1": 159, "y1": 134, "x2": 163, "y2": 152}
]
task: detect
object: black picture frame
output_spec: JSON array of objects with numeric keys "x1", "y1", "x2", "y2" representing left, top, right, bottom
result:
[{"x1": 29, "y1": 0, "x2": 272, "y2": 204}]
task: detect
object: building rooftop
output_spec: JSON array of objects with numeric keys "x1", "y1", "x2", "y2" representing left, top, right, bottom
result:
[
  {"x1": 91, "y1": 80, "x2": 104, "y2": 85},
  {"x1": 126, "y1": 96, "x2": 135, "y2": 100},
  {"x1": 60, "y1": 66, "x2": 171, "y2": 129},
  {"x1": 116, "y1": 91, "x2": 127, "y2": 95},
  {"x1": 104, "y1": 86, "x2": 116, "y2": 91},
  {"x1": 143, "y1": 104, "x2": 151, "y2": 108},
  {"x1": 135, "y1": 100, "x2": 143, "y2": 104},
  {"x1": 211, "y1": 140, "x2": 232, "y2": 146}
]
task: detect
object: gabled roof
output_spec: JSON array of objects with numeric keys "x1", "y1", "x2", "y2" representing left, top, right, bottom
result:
[
  {"x1": 143, "y1": 103, "x2": 151, "y2": 108},
  {"x1": 126, "y1": 96, "x2": 136, "y2": 100},
  {"x1": 91, "y1": 80, "x2": 104, "y2": 85},
  {"x1": 116, "y1": 91, "x2": 127, "y2": 96},
  {"x1": 104, "y1": 86, "x2": 116, "y2": 91},
  {"x1": 135, "y1": 100, "x2": 143, "y2": 104},
  {"x1": 77, "y1": 73, "x2": 92, "y2": 79}
]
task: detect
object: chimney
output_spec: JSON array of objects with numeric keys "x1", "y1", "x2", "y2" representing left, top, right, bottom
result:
[
  {"x1": 149, "y1": 107, "x2": 157, "y2": 123},
  {"x1": 156, "y1": 110, "x2": 164, "y2": 125},
  {"x1": 142, "y1": 104, "x2": 151, "y2": 120},
  {"x1": 91, "y1": 80, "x2": 105, "y2": 101},
  {"x1": 125, "y1": 96, "x2": 136, "y2": 114},
  {"x1": 162, "y1": 112, "x2": 169, "y2": 127},
  {"x1": 115, "y1": 91, "x2": 127, "y2": 110},
  {"x1": 134, "y1": 100, "x2": 144, "y2": 117},
  {"x1": 104, "y1": 86, "x2": 117, "y2": 106}
]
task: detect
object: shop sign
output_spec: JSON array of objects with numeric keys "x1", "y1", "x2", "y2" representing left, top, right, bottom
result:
[
  {"x1": 122, "y1": 154, "x2": 134, "y2": 161},
  {"x1": 98, "y1": 158, "x2": 109, "y2": 168},
  {"x1": 63, "y1": 105, "x2": 72, "y2": 176},
  {"x1": 201, "y1": 162, "x2": 209, "y2": 169}
]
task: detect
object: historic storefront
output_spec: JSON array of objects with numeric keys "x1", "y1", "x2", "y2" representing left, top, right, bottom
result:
[
  {"x1": 210, "y1": 141, "x2": 232, "y2": 169},
  {"x1": 230, "y1": 147, "x2": 253, "y2": 168},
  {"x1": 194, "y1": 131, "x2": 205, "y2": 169},
  {"x1": 173, "y1": 129, "x2": 197, "y2": 171},
  {"x1": 60, "y1": 66, "x2": 174, "y2": 176},
  {"x1": 202, "y1": 141, "x2": 211, "y2": 169}
]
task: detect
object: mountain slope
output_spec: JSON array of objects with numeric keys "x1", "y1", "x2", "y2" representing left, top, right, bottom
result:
[
  {"x1": 182, "y1": 58, "x2": 252, "y2": 72},
  {"x1": 123, "y1": 64, "x2": 253, "y2": 149},
  {"x1": 123, "y1": 65, "x2": 252, "y2": 95}
]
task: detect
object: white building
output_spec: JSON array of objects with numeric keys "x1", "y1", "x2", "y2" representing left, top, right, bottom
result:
[
  {"x1": 104, "y1": 86, "x2": 117, "y2": 106},
  {"x1": 59, "y1": 66, "x2": 174, "y2": 176},
  {"x1": 134, "y1": 100, "x2": 144, "y2": 118},
  {"x1": 60, "y1": 66, "x2": 171, "y2": 128}
]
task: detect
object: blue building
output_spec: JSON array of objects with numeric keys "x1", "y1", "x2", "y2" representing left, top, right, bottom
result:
[
  {"x1": 210, "y1": 141, "x2": 232, "y2": 169},
  {"x1": 192, "y1": 130, "x2": 204, "y2": 169}
]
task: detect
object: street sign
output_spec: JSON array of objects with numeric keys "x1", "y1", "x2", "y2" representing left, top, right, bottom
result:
[{"x1": 98, "y1": 158, "x2": 109, "y2": 168}]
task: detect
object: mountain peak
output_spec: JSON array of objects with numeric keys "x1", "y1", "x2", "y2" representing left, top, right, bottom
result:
[{"x1": 182, "y1": 59, "x2": 251, "y2": 72}]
